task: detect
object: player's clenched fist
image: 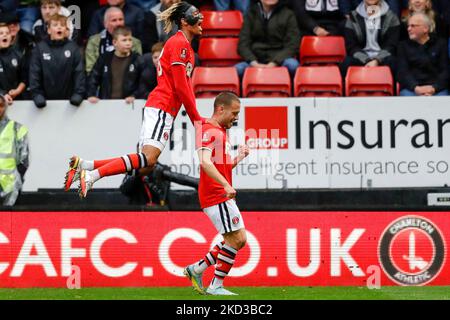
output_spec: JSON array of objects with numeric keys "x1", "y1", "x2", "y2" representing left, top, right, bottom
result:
[
  {"x1": 238, "y1": 145, "x2": 250, "y2": 159},
  {"x1": 224, "y1": 184, "x2": 237, "y2": 199}
]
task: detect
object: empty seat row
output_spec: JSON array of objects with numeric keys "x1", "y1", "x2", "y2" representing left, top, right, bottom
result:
[{"x1": 192, "y1": 66, "x2": 395, "y2": 98}]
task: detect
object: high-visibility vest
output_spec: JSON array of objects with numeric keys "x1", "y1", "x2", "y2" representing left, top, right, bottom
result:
[{"x1": 0, "y1": 120, "x2": 28, "y2": 193}]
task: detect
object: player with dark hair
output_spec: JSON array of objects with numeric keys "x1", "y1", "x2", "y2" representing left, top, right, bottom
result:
[
  {"x1": 184, "y1": 92, "x2": 249, "y2": 296},
  {"x1": 63, "y1": 1, "x2": 205, "y2": 197}
]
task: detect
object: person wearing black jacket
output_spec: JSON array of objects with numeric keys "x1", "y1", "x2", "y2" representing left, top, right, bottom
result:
[
  {"x1": 87, "y1": 26, "x2": 141, "y2": 103},
  {"x1": 0, "y1": 24, "x2": 27, "y2": 102},
  {"x1": 29, "y1": 14, "x2": 85, "y2": 108},
  {"x1": 397, "y1": 12, "x2": 448, "y2": 96},
  {"x1": 0, "y1": 12, "x2": 34, "y2": 100},
  {"x1": 0, "y1": 11, "x2": 35, "y2": 57},
  {"x1": 0, "y1": 24, "x2": 27, "y2": 103},
  {"x1": 341, "y1": 0, "x2": 400, "y2": 77},
  {"x1": 236, "y1": 0, "x2": 301, "y2": 78}
]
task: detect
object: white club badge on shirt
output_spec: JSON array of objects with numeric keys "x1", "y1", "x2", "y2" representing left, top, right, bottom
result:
[
  {"x1": 129, "y1": 64, "x2": 135, "y2": 72},
  {"x1": 43, "y1": 53, "x2": 51, "y2": 60},
  {"x1": 180, "y1": 48, "x2": 187, "y2": 60},
  {"x1": 65, "y1": 50, "x2": 71, "y2": 58},
  {"x1": 11, "y1": 59, "x2": 18, "y2": 67}
]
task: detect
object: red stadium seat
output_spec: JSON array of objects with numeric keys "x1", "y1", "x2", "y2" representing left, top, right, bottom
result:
[
  {"x1": 201, "y1": 11, "x2": 243, "y2": 37},
  {"x1": 300, "y1": 36, "x2": 346, "y2": 65},
  {"x1": 294, "y1": 66, "x2": 342, "y2": 97},
  {"x1": 345, "y1": 66, "x2": 394, "y2": 96},
  {"x1": 192, "y1": 67, "x2": 240, "y2": 98},
  {"x1": 242, "y1": 67, "x2": 291, "y2": 98},
  {"x1": 198, "y1": 38, "x2": 242, "y2": 67}
]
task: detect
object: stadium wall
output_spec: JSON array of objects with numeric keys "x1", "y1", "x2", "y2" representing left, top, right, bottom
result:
[
  {"x1": 0, "y1": 211, "x2": 448, "y2": 288},
  {"x1": 8, "y1": 97, "x2": 450, "y2": 192}
]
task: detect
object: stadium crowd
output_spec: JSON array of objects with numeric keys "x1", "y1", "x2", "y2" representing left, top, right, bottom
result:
[{"x1": 0, "y1": 0, "x2": 448, "y2": 105}]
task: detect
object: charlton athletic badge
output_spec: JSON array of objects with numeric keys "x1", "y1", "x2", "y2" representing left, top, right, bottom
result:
[
  {"x1": 180, "y1": 48, "x2": 187, "y2": 60},
  {"x1": 163, "y1": 132, "x2": 169, "y2": 141},
  {"x1": 232, "y1": 216, "x2": 240, "y2": 225},
  {"x1": 378, "y1": 215, "x2": 446, "y2": 286}
]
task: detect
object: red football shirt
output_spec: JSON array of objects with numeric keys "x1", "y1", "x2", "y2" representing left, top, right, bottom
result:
[
  {"x1": 145, "y1": 31, "x2": 195, "y2": 118},
  {"x1": 197, "y1": 123, "x2": 233, "y2": 209}
]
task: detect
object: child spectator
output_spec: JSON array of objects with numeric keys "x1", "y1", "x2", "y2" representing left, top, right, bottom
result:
[
  {"x1": 87, "y1": 26, "x2": 141, "y2": 104},
  {"x1": 0, "y1": 24, "x2": 27, "y2": 103},
  {"x1": 0, "y1": 11, "x2": 35, "y2": 58},
  {"x1": 32, "y1": 0, "x2": 78, "y2": 42},
  {"x1": 136, "y1": 41, "x2": 162, "y2": 99},
  {"x1": 29, "y1": 14, "x2": 85, "y2": 108},
  {"x1": 85, "y1": 6, "x2": 142, "y2": 74}
]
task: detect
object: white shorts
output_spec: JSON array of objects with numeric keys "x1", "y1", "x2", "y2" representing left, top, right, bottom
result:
[
  {"x1": 203, "y1": 199, "x2": 245, "y2": 235},
  {"x1": 139, "y1": 107, "x2": 174, "y2": 152}
]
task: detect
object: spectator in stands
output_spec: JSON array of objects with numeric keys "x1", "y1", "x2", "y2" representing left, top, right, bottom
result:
[
  {"x1": 0, "y1": 24, "x2": 27, "y2": 102},
  {"x1": 29, "y1": 14, "x2": 85, "y2": 108},
  {"x1": 87, "y1": 26, "x2": 142, "y2": 104},
  {"x1": 400, "y1": 0, "x2": 448, "y2": 40},
  {"x1": 0, "y1": 11, "x2": 34, "y2": 58},
  {"x1": 85, "y1": 7, "x2": 142, "y2": 74},
  {"x1": 397, "y1": 12, "x2": 448, "y2": 96},
  {"x1": 236, "y1": 0, "x2": 300, "y2": 79},
  {"x1": 136, "y1": 41, "x2": 162, "y2": 99},
  {"x1": 340, "y1": 0, "x2": 400, "y2": 77},
  {"x1": 289, "y1": 0, "x2": 345, "y2": 36},
  {"x1": 88, "y1": 0, "x2": 145, "y2": 42},
  {"x1": 32, "y1": 0, "x2": 79, "y2": 43},
  {"x1": 340, "y1": 0, "x2": 403, "y2": 18},
  {"x1": 0, "y1": 94, "x2": 29, "y2": 206},
  {"x1": 214, "y1": 0, "x2": 250, "y2": 15},
  {"x1": 17, "y1": 0, "x2": 41, "y2": 34}
]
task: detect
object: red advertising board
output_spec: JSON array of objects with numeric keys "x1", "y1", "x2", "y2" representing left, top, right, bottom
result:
[
  {"x1": 245, "y1": 107, "x2": 288, "y2": 149},
  {"x1": 0, "y1": 211, "x2": 448, "y2": 288}
]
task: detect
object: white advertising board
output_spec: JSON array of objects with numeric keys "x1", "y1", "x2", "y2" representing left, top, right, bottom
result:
[{"x1": 8, "y1": 97, "x2": 450, "y2": 191}]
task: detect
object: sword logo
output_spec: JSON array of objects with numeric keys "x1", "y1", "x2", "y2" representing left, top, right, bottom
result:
[{"x1": 403, "y1": 232, "x2": 428, "y2": 271}]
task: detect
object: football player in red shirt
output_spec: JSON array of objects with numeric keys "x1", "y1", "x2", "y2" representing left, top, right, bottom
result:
[
  {"x1": 63, "y1": 2, "x2": 205, "y2": 197},
  {"x1": 184, "y1": 92, "x2": 250, "y2": 296}
]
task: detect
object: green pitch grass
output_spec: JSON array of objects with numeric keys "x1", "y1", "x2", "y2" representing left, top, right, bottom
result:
[{"x1": 0, "y1": 286, "x2": 449, "y2": 300}]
